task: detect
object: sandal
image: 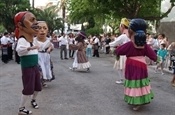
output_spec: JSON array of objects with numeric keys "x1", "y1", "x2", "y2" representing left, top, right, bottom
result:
[
  {"x1": 31, "y1": 99, "x2": 39, "y2": 109},
  {"x1": 86, "y1": 68, "x2": 90, "y2": 72},
  {"x1": 42, "y1": 83, "x2": 48, "y2": 88},
  {"x1": 133, "y1": 106, "x2": 140, "y2": 111},
  {"x1": 18, "y1": 107, "x2": 32, "y2": 115}
]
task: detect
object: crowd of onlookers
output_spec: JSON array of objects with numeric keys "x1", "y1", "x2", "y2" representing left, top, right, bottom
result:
[
  {"x1": 0, "y1": 32, "x2": 20, "y2": 64},
  {"x1": 145, "y1": 33, "x2": 175, "y2": 73},
  {"x1": 1, "y1": 32, "x2": 175, "y2": 74}
]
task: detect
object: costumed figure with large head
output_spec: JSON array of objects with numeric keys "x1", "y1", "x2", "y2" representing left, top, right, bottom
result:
[
  {"x1": 69, "y1": 31, "x2": 91, "y2": 71},
  {"x1": 109, "y1": 18, "x2": 130, "y2": 84},
  {"x1": 14, "y1": 11, "x2": 42, "y2": 115},
  {"x1": 34, "y1": 21, "x2": 55, "y2": 87},
  {"x1": 116, "y1": 19, "x2": 157, "y2": 110}
]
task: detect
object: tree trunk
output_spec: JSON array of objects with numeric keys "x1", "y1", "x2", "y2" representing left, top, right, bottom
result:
[{"x1": 62, "y1": 5, "x2": 66, "y2": 34}]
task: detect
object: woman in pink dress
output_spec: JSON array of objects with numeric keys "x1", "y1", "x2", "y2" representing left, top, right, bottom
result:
[{"x1": 116, "y1": 19, "x2": 157, "y2": 110}]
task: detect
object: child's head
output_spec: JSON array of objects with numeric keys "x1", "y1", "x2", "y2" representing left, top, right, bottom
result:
[{"x1": 160, "y1": 43, "x2": 166, "y2": 49}]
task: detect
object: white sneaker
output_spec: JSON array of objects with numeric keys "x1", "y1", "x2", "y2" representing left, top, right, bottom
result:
[
  {"x1": 69, "y1": 67, "x2": 75, "y2": 71},
  {"x1": 133, "y1": 106, "x2": 140, "y2": 111},
  {"x1": 115, "y1": 80, "x2": 124, "y2": 84}
]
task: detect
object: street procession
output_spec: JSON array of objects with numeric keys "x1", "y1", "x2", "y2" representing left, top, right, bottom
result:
[{"x1": 0, "y1": 0, "x2": 175, "y2": 115}]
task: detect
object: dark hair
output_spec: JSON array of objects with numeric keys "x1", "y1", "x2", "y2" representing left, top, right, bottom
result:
[
  {"x1": 160, "y1": 34, "x2": 165, "y2": 38},
  {"x1": 4, "y1": 32, "x2": 8, "y2": 35},
  {"x1": 123, "y1": 25, "x2": 128, "y2": 29},
  {"x1": 161, "y1": 44, "x2": 166, "y2": 48},
  {"x1": 129, "y1": 19, "x2": 147, "y2": 47}
]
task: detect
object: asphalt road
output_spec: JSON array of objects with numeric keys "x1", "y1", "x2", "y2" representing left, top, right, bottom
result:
[{"x1": 0, "y1": 49, "x2": 175, "y2": 115}]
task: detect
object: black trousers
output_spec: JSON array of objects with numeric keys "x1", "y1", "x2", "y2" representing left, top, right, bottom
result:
[
  {"x1": 1, "y1": 46, "x2": 8, "y2": 63},
  {"x1": 8, "y1": 45, "x2": 13, "y2": 60},
  {"x1": 15, "y1": 51, "x2": 20, "y2": 64},
  {"x1": 93, "y1": 49, "x2": 99, "y2": 57},
  {"x1": 69, "y1": 49, "x2": 75, "y2": 58},
  {"x1": 106, "y1": 46, "x2": 110, "y2": 54}
]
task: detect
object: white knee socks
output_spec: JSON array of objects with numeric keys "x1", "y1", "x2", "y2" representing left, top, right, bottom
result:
[
  {"x1": 19, "y1": 92, "x2": 39, "y2": 108},
  {"x1": 117, "y1": 69, "x2": 123, "y2": 80},
  {"x1": 19, "y1": 95, "x2": 28, "y2": 108},
  {"x1": 31, "y1": 91, "x2": 38, "y2": 100}
]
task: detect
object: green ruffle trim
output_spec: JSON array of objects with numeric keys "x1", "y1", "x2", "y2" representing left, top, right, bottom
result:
[
  {"x1": 124, "y1": 91, "x2": 154, "y2": 105},
  {"x1": 124, "y1": 78, "x2": 150, "y2": 88}
]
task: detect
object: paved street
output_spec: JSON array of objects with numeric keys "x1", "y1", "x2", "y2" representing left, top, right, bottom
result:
[{"x1": 0, "y1": 49, "x2": 175, "y2": 115}]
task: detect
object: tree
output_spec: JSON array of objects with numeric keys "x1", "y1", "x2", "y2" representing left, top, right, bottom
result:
[
  {"x1": 33, "y1": 5, "x2": 63, "y2": 34},
  {"x1": 68, "y1": 0, "x2": 175, "y2": 30},
  {"x1": 0, "y1": 0, "x2": 31, "y2": 32}
]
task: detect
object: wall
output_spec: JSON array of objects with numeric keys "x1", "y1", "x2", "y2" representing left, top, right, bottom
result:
[{"x1": 158, "y1": 22, "x2": 175, "y2": 43}]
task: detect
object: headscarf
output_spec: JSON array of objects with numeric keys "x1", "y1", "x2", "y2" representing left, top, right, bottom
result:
[
  {"x1": 129, "y1": 19, "x2": 147, "y2": 32},
  {"x1": 14, "y1": 11, "x2": 28, "y2": 39},
  {"x1": 78, "y1": 31, "x2": 87, "y2": 39},
  {"x1": 129, "y1": 19, "x2": 147, "y2": 47}
]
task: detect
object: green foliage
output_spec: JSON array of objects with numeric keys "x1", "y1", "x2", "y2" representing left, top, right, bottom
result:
[
  {"x1": 68, "y1": 0, "x2": 175, "y2": 24},
  {"x1": 86, "y1": 26, "x2": 103, "y2": 36},
  {"x1": 0, "y1": 0, "x2": 31, "y2": 32},
  {"x1": 0, "y1": 24, "x2": 6, "y2": 33},
  {"x1": 87, "y1": 17, "x2": 95, "y2": 29},
  {"x1": 32, "y1": 6, "x2": 63, "y2": 34}
]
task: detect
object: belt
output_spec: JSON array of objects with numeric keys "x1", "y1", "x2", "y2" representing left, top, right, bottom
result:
[
  {"x1": 39, "y1": 48, "x2": 48, "y2": 53},
  {"x1": 39, "y1": 51, "x2": 47, "y2": 53},
  {"x1": 2, "y1": 44, "x2": 8, "y2": 47}
]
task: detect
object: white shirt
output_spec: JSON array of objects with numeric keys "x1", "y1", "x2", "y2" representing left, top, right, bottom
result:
[
  {"x1": 8, "y1": 37, "x2": 14, "y2": 44},
  {"x1": 16, "y1": 37, "x2": 38, "y2": 56},
  {"x1": 68, "y1": 37, "x2": 74, "y2": 45},
  {"x1": 0, "y1": 36, "x2": 9, "y2": 45},
  {"x1": 109, "y1": 34, "x2": 130, "y2": 47},
  {"x1": 58, "y1": 36, "x2": 68, "y2": 45},
  {"x1": 152, "y1": 39, "x2": 160, "y2": 50},
  {"x1": 33, "y1": 37, "x2": 52, "y2": 51},
  {"x1": 93, "y1": 37, "x2": 100, "y2": 46}
]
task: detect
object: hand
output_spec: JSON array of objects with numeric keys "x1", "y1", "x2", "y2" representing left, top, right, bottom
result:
[
  {"x1": 47, "y1": 48, "x2": 51, "y2": 53},
  {"x1": 31, "y1": 46, "x2": 40, "y2": 50},
  {"x1": 27, "y1": 46, "x2": 39, "y2": 51}
]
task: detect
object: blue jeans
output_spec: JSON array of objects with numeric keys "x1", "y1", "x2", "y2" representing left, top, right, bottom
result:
[{"x1": 86, "y1": 48, "x2": 92, "y2": 58}]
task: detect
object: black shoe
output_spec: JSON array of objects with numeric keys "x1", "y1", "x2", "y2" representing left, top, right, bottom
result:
[
  {"x1": 19, "y1": 107, "x2": 32, "y2": 115},
  {"x1": 61, "y1": 58, "x2": 63, "y2": 60},
  {"x1": 65, "y1": 58, "x2": 68, "y2": 60},
  {"x1": 3, "y1": 61, "x2": 8, "y2": 64},
  {"x1": 169, "y1": 66, "x2": 172, "y2": 71},
  {"x1": 31, "y1": 99, "x2": 39, "y2": 109},
  {"x1": 87, "y1": 68, "x2": 90, "y2": 72}
]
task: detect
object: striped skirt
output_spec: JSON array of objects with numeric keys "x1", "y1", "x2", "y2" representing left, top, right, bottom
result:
[{"x1": 124, "y1": 56, "x2": 153, "y2": 105}]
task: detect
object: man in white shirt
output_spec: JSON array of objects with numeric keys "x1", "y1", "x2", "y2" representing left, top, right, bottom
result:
[
  {"x1": 0, "y1": 32, "x2": 10, "y2": 63},
  {"x1": 92, "y1": 35, "x2": 100, "y2": 57},
  {"x1": 8, "y1": 33, "x2": 15, "y2": 60},
  {"x1": 58, "y1": 33, "x2": 68, "y2": 60}
]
